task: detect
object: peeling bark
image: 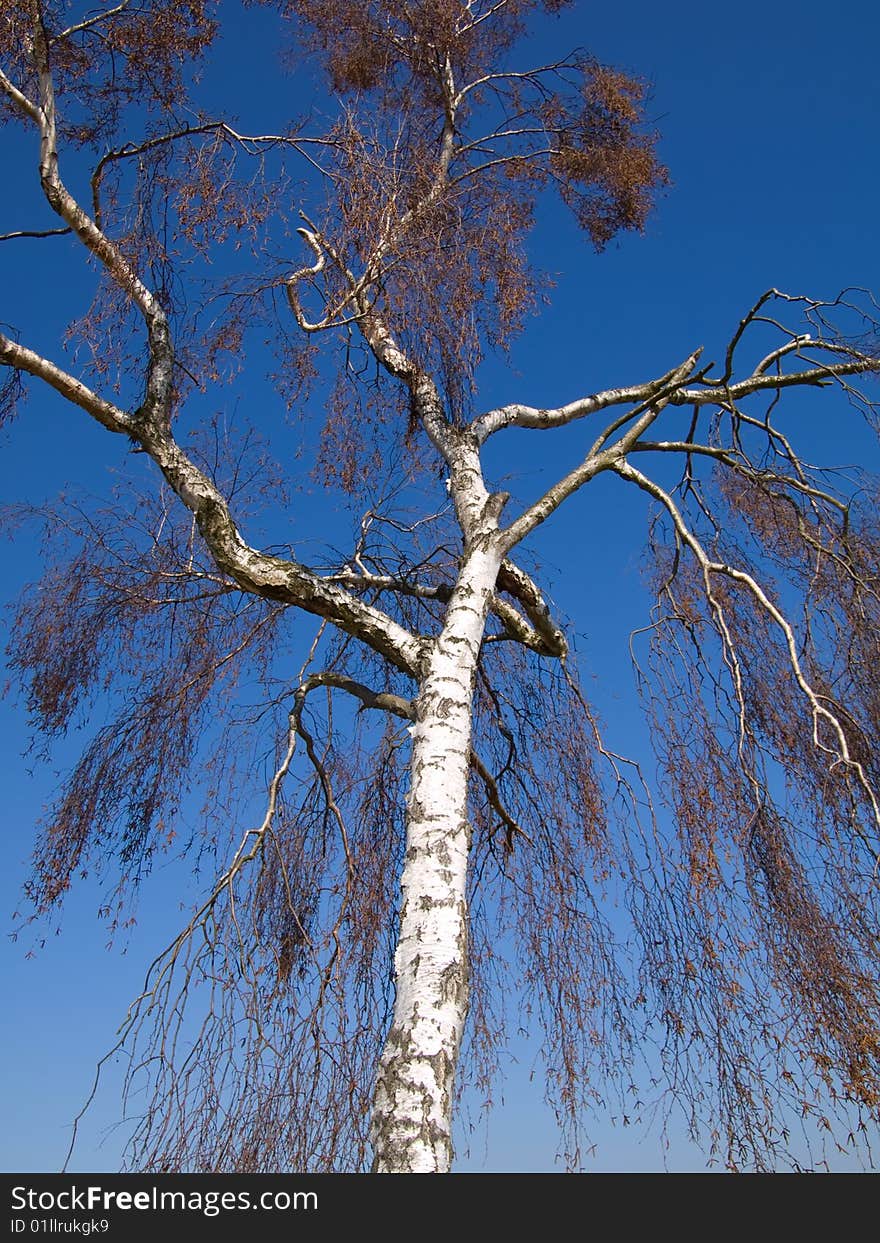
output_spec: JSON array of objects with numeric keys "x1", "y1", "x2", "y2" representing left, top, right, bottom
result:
[{"x1": 371, "y1": 538, "x2": 503, "y2": 1172}]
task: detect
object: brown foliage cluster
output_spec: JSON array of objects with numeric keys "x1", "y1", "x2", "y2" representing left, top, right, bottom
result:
[
  {"x1": 2, "y1": 5, "x2": 282, "y2": 421},
  {"x1": 465, "y1": 649, "x2": 639, "y2": 1162},
  {"x1": 632, "y1": 466, "x2": 880, "y2": 1164},
  {"x1": 311, "y1": 112, "x2": 543, "y2": 425},
  {"x1": 73, "y1": 132, "x2": 278, "y2": 405},
  {"x1": 268, "y1": 0, "x2": 571, "y2": 100},
  {"x1": 316, "y1": 368, "x2": 413, "y2": 493},
  {"x1": 1, "y1": 0, "x2": 217, "y2": 143},
  {"x1": 8, "y1": 479, "x2": 285, "y2": 918},
  {"x1": 546, "y1": 61, "x2": 668, "y2": 247},
  {"x1": 122, "y1": 707, "x2": 407, "y2": 1171},
  {"x1": 274, "y1": 0, "x2": 666, "y2": 438},
  {"x1": 8, "y1": 482, "x2": 443, "y2": 1169},
  {"x1": 3, "y1": 1, "x2": 667, "y2": 450},
  {"x1": 715, "y1": 471, "x2": 880, "y2": 807}
]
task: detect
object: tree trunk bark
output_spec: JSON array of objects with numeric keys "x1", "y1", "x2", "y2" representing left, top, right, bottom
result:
[{"x1": 370, "y1": 537, "x2": 503, "y2": 1172}]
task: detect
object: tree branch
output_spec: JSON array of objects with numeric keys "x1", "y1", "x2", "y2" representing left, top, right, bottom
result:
[
  {"x1": 1, "y1": 14, "x2": 430, "y2": 679},
  {"x1": 500, "y1": 351, "x2": 703, "y2": 547},
  {"x1": 52, "y1": 0, "x2": 134, "y2": 43},
  {"x1": 297, "y1": 671, "x2": 415, "y2": 721},
  {"x1": 0, "y1": 331, "x2": 133, "y2": 433},
  {"x1": 472, "y1": 351, "x2": 704, "y2": 444},
  {"x1": 676, "y1": 353, "x2": 879, "y2": 406},
  {"x1": 26, "y1": 9, "x2": 175, "y2": 426},
  {"x1": 496, "y1": 559, "x2": 567, "y2": 658},
  {"x1": 0, "y1": 226, "x2": 72, "y2": 242},
  {"x1": 469, "y1": 748, "x2": 531, "y2": 849},
  {"x1": 614, "y1": 456, "x2": 880, "y2": 854},
  {"x1": 0, "y1": 63, "x2": 41, "y2": 123},
  {"x1": 90, "y1": 123, "x2": 330, "y2": 230},
  {"x1": 326, "y1": 561, "x2": 567, "y2": 658}
]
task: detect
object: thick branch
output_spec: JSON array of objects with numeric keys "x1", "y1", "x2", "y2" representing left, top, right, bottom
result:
[
  {"x1": 675, "y1": 355, "x2": 878, "y2": 406},
  {"x1": 26, "y1": 9, "x2": 175, "y2": 426},
  {"x1": 0, "y1": 63, "x2": 41, "y2": 123},
  {"x1": 132, "y1": 433, "x2": 426, "y2": 676},
  {"x1": 0, "y1": 331, "x2": 133, "y2": 433},
  {"x1": 501, "y1": 351, "x2": 703, "y2": 548},
  {"x1": 496, "y1": 559, "x2": 567, "y2": 658},
  {"x1": 297, "y1": 671, "x2": 415, "y2": 721},
  {"x1": 472, "y1": 353, "x2": 703, "y2": 444}
]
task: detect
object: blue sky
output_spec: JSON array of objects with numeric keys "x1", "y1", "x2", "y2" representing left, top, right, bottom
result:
[{"x1": 2, "y1": 0, "x2": 879, "y2": 1173}]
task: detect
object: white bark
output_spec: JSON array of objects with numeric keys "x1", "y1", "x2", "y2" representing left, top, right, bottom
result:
[{"x1": 371, "y1": 537, "x2": 503, "y2": 1172}]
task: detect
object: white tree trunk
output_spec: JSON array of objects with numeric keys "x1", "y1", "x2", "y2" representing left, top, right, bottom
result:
[{"x1": 370, "y1": 539, "x2": 503, "y2": 1172}]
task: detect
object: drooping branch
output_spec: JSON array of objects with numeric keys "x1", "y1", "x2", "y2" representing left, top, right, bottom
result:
[
  {"x1": 614, "y1": 456, "x2": 880, "y2": 860},
  {"x1": 627, "y1": 477, "x2": 880, "y2": 1152},
  {"x1": 66, "y1": 649, "x2": 409, "y2": 1173},
  {"x1": 469, "y1": 748, "x2": 530, "y2": 849},
  {"x1": 0, "y1": 325, "x2": 426, "y2": 672},
  {"x1": 89, "y1": 122, "x2": 333, "y2": 229}
]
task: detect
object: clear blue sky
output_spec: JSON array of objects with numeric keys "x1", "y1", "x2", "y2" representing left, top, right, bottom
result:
[{"x1": 2, "y1": 0, "x2": 879, "y2": 1172}]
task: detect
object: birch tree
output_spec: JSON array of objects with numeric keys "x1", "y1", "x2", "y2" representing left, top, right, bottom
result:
[{"x1": 3, "y1": 0, "x2": 880, "y2": 1173}]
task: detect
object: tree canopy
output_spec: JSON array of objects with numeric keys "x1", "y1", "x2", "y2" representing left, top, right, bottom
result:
[{"x1": 2, "y1": 0, "x2": 880, "y2": 1172}]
